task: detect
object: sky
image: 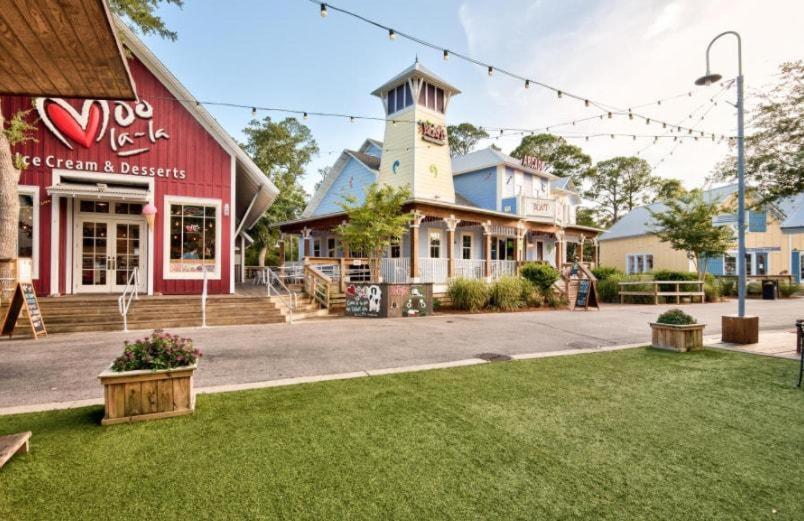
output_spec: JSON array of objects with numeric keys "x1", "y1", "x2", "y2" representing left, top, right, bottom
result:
[{"x1": 139, "y1": 0, "x2": 804, "y2": 196}]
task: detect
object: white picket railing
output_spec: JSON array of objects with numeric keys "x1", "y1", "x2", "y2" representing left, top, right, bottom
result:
[
  {"x1": 490, "y1": 260, "x2": 518, "y2": 278},
  {"x1": 455, "y1": 259, "x2": 485, "y2": 280},
  {"x1": 381, "y1": 258, "x2": 410, "y2": 283},
  {"x1": 420, "y1": 258, "x2": 449, "y2": 283}
]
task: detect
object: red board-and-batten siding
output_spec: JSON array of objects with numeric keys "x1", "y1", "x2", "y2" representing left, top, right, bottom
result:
[{"x1": 3, "y1": 57, "x2": 233, "y2": 295}]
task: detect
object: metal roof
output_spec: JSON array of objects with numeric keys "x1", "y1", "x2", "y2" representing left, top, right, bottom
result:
[
  {"x1": 780, "y1": 193, "x2": 804, "y2": 232},
  {"x1": 371, "y1": 61, "x2": 461, "y2": 97},
  {"x1": 599, "y1": 184, "x2": 739, "y2": 241},
  {"x1": 451, "y1": 147, "x2": 557, "y2": 179}
]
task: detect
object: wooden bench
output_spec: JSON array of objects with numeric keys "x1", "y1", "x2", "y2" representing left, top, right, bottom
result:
[{"x1": 0, "y1": 431, "x2": 31, "y2": 469}]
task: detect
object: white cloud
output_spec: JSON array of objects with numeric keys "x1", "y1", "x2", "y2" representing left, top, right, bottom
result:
[{"x1": 455, "y1": 0, "x2": 804, "y2": 190}]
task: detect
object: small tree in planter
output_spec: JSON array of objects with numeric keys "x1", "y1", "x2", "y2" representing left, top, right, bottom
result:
[
  {"x1": 98, "y1": 331, "x2": 202, "y2": 425},
  {"x1": 650, "y1": 309, "x2": 706, "y2": 352}
]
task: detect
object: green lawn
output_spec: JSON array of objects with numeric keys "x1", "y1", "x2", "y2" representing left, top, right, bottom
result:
[{"x1": 1, "y1": 349, "x2": 802, "y2": 520}]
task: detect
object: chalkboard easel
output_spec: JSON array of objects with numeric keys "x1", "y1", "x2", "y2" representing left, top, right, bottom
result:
[
  {"x1": 574, "y1": 278, "x2": 599, "y2": 311},
  {"x1": 1, "y1": 283, "x2": 47, "y2": 339}
]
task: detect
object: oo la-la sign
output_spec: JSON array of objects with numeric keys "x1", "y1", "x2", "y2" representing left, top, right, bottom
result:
[{"x1": 21, "y1": 97, "x2": 188, "y2": 180}]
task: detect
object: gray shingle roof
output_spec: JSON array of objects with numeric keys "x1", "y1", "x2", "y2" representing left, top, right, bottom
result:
[
  {"x1": 346, "y1": 150, "x2": 380, "y2": 171},
  {"x1": 599, "y1": 184, "x2": 738, "y2": 241},
  {"x1": 451, "y1": 147, "x2": 557, "y2": 179}
]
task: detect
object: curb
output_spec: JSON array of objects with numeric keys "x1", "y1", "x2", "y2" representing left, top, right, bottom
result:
[{"x1": 0, "y1": 343, "x2": 646, "y2": 417}]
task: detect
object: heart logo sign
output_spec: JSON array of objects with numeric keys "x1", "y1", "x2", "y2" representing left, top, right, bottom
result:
[{"x1": 34, "y1": 98, "x2": 110, "y2": 150}]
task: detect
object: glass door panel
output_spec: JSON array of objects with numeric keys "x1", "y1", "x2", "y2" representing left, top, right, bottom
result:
[
  {"x1": 114, "y1": 223, "x2": 142, "y2": 287},
  {"x1": 80, "y1": 222, "x2": 109, "y2": 289}
]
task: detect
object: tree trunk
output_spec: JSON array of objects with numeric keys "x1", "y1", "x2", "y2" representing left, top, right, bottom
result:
[
  {"x1": 258, "y1": 245, "x2": 268, "y2": 267},
  {"x1": 0, "y1": 98, "x2": 22, "y2": 261}
]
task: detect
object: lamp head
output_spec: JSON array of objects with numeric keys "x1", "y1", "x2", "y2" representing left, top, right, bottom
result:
[{"x1": 695, "y1": 72, "x2": 722, "y2": 86}]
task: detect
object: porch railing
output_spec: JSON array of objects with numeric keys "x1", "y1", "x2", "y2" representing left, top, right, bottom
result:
[
  {"x1": 304, "y1": 263, "x2": 332, "y2": 309},
  {"x1": 420, "y1": 258, "x2": 449, "y2": 283},
  {"x1": 490, "y1": 260, "x2": 517, "y2": 278},
  {"x1": 455, "y1": 259, "x2": 485, "y2": 280},
  {"x1": 381, "y1": 258, "x2": 410, "y2": 283}
]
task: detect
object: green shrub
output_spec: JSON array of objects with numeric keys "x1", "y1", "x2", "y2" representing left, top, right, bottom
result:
[
  {"x1": 112, "y1": 331, "x2": 201, "y2": 372},
  {"x1": 520, "y1": 262, "x2": 560, "y2": 292},
  {"x1": 489, "y1": 276, "x2": 526, "y2": 311},
  {"x1": 719, "y1": 278, "x2": 736, "y2": 296},
  {"x1": 652, "y1": 270, "x2": 699, "y2": 292},
  {"x1": 656, "y1": 309, "x2": 697, "y2": 325},
  {"x1": 779, "y1": 282, "x2": 801, "y2": 298},
  {"x1": 545, "y1": 288, "x2": 568, "y2": 309},
  {"x1": 704, "y1": 282, "x2": 721, "y2": 302},
  {"x1": 447, "y1": 278, "x2": 489, "y2": 312},
  {"x1": 747, "y1": 281, "x2": 762, "y2": 295},
  {"x1": 597, "y1": 275, "x2": 622, "y2": 303},
  {"x1": 591, "y1": 266, "x2": 622, "y2": 280}
]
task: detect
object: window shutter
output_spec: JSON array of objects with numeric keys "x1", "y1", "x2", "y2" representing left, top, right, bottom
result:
[
  {"x1": 748, "y1": 210, "x2": 767, "y2": 232},
  {"x1": 793, "y1": 251, "x2": 801, "y2": 283},
  {"x1": 705, "y1": 256, "x2": 724, "y2": 276}
]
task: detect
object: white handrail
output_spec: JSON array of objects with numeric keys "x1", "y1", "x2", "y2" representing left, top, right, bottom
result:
[
  {"x1": 118, "y1": 267, "x2": 139, "y2": 332},
  {"x1": 201, "y1": 267, "x2": 209, "y2": 328},
  {"x1": 266, "y1": 267, "x2": 296, "y2": 324}
]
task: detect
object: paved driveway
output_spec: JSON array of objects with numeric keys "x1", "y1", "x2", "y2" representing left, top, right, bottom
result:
[{"x1": 0, "y1": 299, "x2": 801, "y2": 408}]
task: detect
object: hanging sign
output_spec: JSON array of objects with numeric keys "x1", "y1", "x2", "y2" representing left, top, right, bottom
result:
[
  {"x1": 521, "y1": 155, "x2": 546, "y2": 171},
  {"x1": 418, "y1": 121, "x2": 447, "y2": 145},
  {"x1": 1, "y1": 282, "x2": 47, "y2": 339}
]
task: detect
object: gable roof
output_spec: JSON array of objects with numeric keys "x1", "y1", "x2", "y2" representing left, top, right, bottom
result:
[
  {"x1": 451, "y1": 147, "x2": 558, "y2": 179},
  {"x1": 117, "y1": 22, "x2": 278, "y2": 230},
  {"x1": 371, "y1": 61, "x2": 461, "y2": 97},
  {"x1": 780, "y1": 193, "x2": 804, "y2": 232},
  {"x1": 599, "y1": 184, "x2": 738, "y2": 241}
]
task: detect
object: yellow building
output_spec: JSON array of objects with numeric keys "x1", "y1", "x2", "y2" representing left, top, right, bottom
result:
[{"x1": 599, "y1": 184, "x2": 804, "y2": 283}]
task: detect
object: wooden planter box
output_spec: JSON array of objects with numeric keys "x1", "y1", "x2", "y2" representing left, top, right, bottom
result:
[
  {"x1": 98, "y1": 364, "x2": 197, "y2": 425},
  {"x1": 650, "y1": 323, "x2": 705, "y2": 352}
]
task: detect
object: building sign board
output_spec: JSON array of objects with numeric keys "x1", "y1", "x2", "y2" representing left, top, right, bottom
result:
[
  {"x1": 418, "y1": 121, "x2": 447, "y2": 146},
  {"x1": 345, "y1": 283, "x2": 433, "y2": 318},
  {"x1": 521, "y1": 155, "x2": 546, "y2": 171}
]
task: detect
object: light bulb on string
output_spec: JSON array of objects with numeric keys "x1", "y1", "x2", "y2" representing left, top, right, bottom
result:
[
  {"x1": 303, "y1": 112, "x2": 308, "y2": 120},
  {"x1": 388, "y1": 29, "x2": 396, "y2": 40},
  {"x1": 487, "y1": 66, "x2": 493, "y2": 77},
  {"x1": 646, "y1": 118, "x2": 650, "y2": 125},
  {"x1": 584, "y1": 99, "x2": 590, "y2": 107},
  {"x1": 557, "y1": 90, "x2": 563, "y2": 99},
  {"x1": 443, "y1": 49, "x2": 449, "y2": 60},
  {"x1": 320, "y1": 3, "x2": 328, "y2": 17},
  {"x1": 350, "y1": 116, "x2": 355, "y2": 123},
  {"x1": 251, "y1": 107, "x2": 256, "y2": 117},
  {"x1": 628, "y1": 109, "x2": 633, "y2": 120},
  {"x1": 525, "y1": 79, "x2": 530, "y2": 89},
  {"x1": 607, "y1": 112, "x2": 612, "y2": 119}
]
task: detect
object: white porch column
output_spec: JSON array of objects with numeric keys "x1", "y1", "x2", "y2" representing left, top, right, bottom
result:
[
  {"x1": 482, "y1": 220, "x2": 492, "y2": 281},
  {"x1": 409, "y1": 211, "x2": 425, "y2": 282},
  {"x1": 444, "y1": 215, "x2": 461, "y2": 278}
]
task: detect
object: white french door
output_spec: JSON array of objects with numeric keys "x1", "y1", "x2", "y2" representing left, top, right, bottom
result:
[{"x1": 75, "y1": 218, "x2": 147, "y2": 293}]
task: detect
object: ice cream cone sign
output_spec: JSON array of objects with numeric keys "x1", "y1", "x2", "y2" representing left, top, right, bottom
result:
[{"x1": 142, "y1": 202, "x2": 157, "y2": 229}]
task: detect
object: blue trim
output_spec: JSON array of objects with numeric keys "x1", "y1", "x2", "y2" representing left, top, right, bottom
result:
[
  {"x1": 792, "y1": 250, "x2": 801, "y2": 284},
  {"x1": 705, "y1": 256, "x2": 724, "y2": 276},
  {"x1": 748, "y1": 210, "x2": 767, "y2": 232}
]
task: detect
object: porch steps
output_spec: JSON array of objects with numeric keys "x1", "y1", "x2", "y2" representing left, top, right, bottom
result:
[{"x1": 1, "y1": 294, "x2": 298, "y2": 337}]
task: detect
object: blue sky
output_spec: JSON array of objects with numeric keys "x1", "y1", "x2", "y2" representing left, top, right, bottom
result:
[{"x1": 140, "y1": 0, "x2": 803, "y2": 195}]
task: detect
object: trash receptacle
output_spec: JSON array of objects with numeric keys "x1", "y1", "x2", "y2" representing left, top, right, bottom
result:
[{"x1": 762, "y1": 280, "x2": 777, "y2": 300}]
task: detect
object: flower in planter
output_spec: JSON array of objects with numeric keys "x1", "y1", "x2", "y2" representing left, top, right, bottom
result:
[{"x1": 112, "y1": 330, "x2": 202, "y2": 372}]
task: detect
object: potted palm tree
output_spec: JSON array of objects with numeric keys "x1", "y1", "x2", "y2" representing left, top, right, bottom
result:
[
  {"x1": 650, "y1": 309, "x2": 706, "y2": 352},
  {"x1": 98, "y1": 331, "x2": 202, "y2": 425}
]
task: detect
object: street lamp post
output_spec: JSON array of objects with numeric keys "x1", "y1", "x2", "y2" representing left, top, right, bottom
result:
[{"x1": 695, "y1": 31, "x2": 757, "y2": 343}]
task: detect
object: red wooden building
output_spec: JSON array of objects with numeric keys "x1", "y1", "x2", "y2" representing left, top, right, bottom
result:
[{"x1": 3, "y1": 24, "x2": 277, "y2": 297}]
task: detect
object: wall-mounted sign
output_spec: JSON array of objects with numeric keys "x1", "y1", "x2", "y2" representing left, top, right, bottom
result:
[
  {"x1": 526, "y1": 199, "x2": 554, "y2": 219},
  {"x1": 418, "y1": 120, "x2": 447, "y2": 146},
  {"x1": 521, "y1": 155, "x2": 546, "y2": 171}
]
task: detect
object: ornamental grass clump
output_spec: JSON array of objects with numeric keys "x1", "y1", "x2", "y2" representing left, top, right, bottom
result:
[
  {"x1": 656, "y1": 309, "x2": 697, "y2": 326},
  {"x1": 448, "y1": 278, "x2": 489, "y2": 312},
  {"x1": 489, "y1": 276, "x2": 526, "y2": 311},
  {"x1": 112, "y1": 330, "x2": 201, "y2": 372}
]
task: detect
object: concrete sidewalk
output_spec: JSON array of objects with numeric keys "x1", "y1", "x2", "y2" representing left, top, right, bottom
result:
[{"x1": 706, "y1": 329, "x2": 801, "y2": 360}]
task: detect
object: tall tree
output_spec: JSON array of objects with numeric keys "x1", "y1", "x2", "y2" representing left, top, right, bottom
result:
[
  {"x1": 653, "y1": 178, "x2": 686, "y2": 202},
  {"x1": 650, "y1": 190, "x2": 734, "y2": 279},
  {"x1": 510, "y1": 133, "x2": 593, "y2": 185},
  {"x1": 711, "y1": 60, "x2": 803, "y2": 204},
  {"x1": 583, "y1": 156, "x2": 656, "y2": 225},
  {"x1": 242, "y1": 117, "x2": 319, "y2": 266},
  {"x1": 336, "y1": 184, "x2": 412, "y2": 281},
  {"x1": 110, "y1": 0, "x2": 184, "y2": 41},
  {"x1": 447, "y1": 123, "x2": 489, "y2": 157}
]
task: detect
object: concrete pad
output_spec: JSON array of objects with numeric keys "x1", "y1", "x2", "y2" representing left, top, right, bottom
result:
[{"x1": 706, "y1": 329, "x2": 800, "y2": 360}]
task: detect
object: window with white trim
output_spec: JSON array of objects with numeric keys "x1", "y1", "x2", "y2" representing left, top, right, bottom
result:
[
  {"x1": 17, "y1": 186, "x2": 39, "y2": 278},
  {"x1": 429, "y1": 232, "x2": 441, "y2": 258},
  {"x1": 461, "y1": 234, "x2": 472, "y2": 259},
  {"x1": 626, "y1": 254, "x2": 653, "y2": 274},
  {"x1": 167, "y1": 199, "x2": 220, "y2": 277},
  {"x1": 327, "y1": 238, "x2": 337, "y2": 258},
  {"x1": 390, "y1": 238, "x2": 401, "y2": 258},
  {"x1": 724, "y1": 254, "x2": 737, "y2": 276}
]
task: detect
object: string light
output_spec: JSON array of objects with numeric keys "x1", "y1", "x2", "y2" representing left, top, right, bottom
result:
[
  {"x1": 557, "y1": 90, "x2": 562, "y2": 99},
  {"x1": 251, "y1": 107, "x2": 256, "y2": 117},
  {"x1": 388, "y1": 29, "x2": 396, "y2": 40},
  {"x1": 350, "y1": 116, "x2": 355, "y2": 123},
  {"x1": 443, "y1": 49, "x2": 449, "y2": 60},
  {"x1": 303, "y1": 112, "x2": 308, "y2": 120},
  {"x1": 584, "y1": 99, "x2": 590, "y2": 107},
  {"x1": 320, "y1": 3, "x2": 327, "y2": 17},
  {"x1": 525, "y1": 79, "x2": 530, "y2": 89},
  {"x1": 488, "y1": 65, "x2": 494, "y2": 77}
]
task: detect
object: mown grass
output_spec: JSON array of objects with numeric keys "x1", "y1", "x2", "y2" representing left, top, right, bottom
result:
[{"x1": 1, "y1": 348, "x2": 802, "y2": 520}]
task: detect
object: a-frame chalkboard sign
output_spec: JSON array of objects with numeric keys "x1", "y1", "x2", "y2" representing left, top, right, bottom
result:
[
  {"x1": 1, "y1": 282, "x2": 47, "y2": 339},
  {"x1": 574, "y1": 278, "x2": 600, "y2": 311}
]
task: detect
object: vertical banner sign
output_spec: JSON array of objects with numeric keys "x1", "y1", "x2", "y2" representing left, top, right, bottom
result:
[{"x1": 1, "y1": 283, "x2": 47, "y2": 339}]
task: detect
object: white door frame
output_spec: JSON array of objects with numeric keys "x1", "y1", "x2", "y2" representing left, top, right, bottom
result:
[{"x1": 73, "y1": 213, "x2": 147, "y2": 294}]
